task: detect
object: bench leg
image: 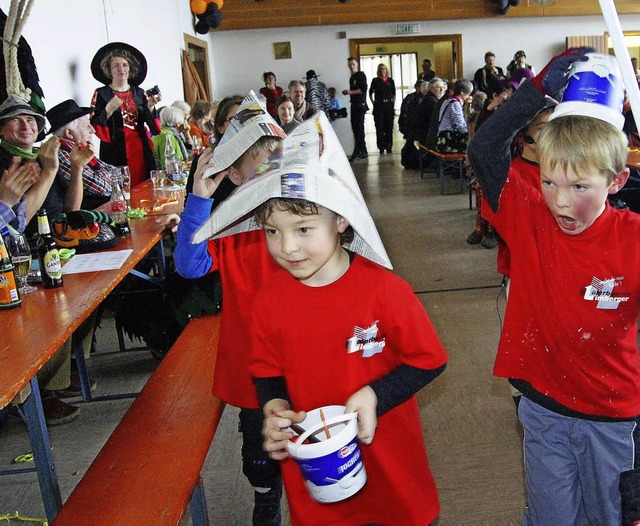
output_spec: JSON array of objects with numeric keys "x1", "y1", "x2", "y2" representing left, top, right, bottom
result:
[
  {"x1": 190, "y1": 477, "x2": 210, "y2": 526},
  {"x1": 458, "y1": 160, "x2": 465, "y2": 194},
  {"x1": 438, "y1": 159, "x2": 446, "y2": 195},
  {"x1": 23, "y1": 376, "x2": 62, "y2": 523}
]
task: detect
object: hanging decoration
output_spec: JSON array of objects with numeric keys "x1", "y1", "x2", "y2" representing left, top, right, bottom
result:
[{"x1": 191, "y1": 0, "x2": 224, "y2": 33}]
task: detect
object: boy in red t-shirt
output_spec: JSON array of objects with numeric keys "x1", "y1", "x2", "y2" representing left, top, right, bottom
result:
[
  {"x1": 250, "y1": 196, "x2": 448, "y2": 526},
  {"x1": 469, "y1": 49, "x2": 640, "y2": 525}
]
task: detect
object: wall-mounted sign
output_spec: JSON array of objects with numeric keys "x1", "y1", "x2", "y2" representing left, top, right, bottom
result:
[{"x1": 394, "y1": 23, "x2": 420, "y2": 35}]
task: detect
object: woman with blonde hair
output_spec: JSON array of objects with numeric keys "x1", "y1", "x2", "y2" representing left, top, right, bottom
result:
[
  {"x1": 90, "y1": 42, "x2": 161, "y2": 186},
  {"x1": 369, "y1": 63, "x2": 396, "y2": 154}
]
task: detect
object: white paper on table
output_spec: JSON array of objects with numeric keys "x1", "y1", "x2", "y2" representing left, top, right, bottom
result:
[{"x1": 61, "y1": 249, "x2": 133, "y2": 275}]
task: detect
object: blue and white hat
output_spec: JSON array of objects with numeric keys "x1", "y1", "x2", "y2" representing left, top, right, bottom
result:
[{"x1": 550, "y1": 52, "x2": 625, "y2": 130}]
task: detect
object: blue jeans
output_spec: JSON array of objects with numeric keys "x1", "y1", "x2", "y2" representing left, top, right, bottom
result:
[{"x1": 519, "y1": 397, "x2": 637, "y2": 526}]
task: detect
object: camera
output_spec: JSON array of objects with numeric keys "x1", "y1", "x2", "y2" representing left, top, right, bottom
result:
[{"x1": 146, "y1": 85, "x2": 161, "y2": 97}]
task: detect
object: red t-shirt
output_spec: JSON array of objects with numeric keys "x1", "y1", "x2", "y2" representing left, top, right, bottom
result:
[
  {"x1": 251, "y1": 255, "x2": 448, "y2": 525},
  {"x1": 483, "y1": 156, "x2": 541, "y2": 277},
  {"x1": 488, "y1": 170, "x2": 640, "y2": 418},
  {"x1": 206, "y1": 230, "x2": 281, "y2": 408}
]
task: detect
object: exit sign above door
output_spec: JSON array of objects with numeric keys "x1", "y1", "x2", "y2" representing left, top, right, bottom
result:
[{"x1": 394, "y1": 23, "x2": 420, "y2": 35}]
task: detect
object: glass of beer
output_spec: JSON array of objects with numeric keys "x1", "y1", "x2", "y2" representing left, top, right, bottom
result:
[{"x1": 6, "y1": 233, "x2": 36, "y2": 294}]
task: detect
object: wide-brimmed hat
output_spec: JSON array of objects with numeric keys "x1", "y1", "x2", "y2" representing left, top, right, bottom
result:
[
  {"x1": 91, "y1": 42, "x2": 147, "y2": 86},
  {"x1": 46, "y1": 100, "x2": 94, "y2": 134},
  {"x1": 0, "y1": 94, "x2": 46, "y2": 132},
  {"x1": 305, "y1": 69, "x2": 319, "y2": 80}
]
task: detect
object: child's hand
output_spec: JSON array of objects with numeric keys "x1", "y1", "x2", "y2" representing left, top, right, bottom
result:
[
  {"x1": 192, "y1": 147, "x2": 227, "y2": 198},
  {"x1": 262, "y1": 399, "x2": 306, "y2": 461},
  {"x1": 530, "y1": 47, "x2": 594, "y2": 98},
  {"x1": 156, "y1": 213, "x2": 180, "y2": 233},
  {"x1": 345, "y1": 386, "x2": 378, "y2": 445}
]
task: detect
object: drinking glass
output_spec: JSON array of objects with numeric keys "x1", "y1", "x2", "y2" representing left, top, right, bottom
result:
[
  {"x1": 5, "y1": 233, "x2": 36, "y2": 294},
  {"x1": 150, "y1": 169, "x2": 166, "y2": 188},
  {"x1": 118, "y1": 166, "x2": 131, "y2": 205}
]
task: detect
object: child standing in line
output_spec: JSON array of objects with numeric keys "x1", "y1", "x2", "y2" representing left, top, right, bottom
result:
[
  {"x1": 217, "y1": 150, "x2": 447, "y2": 525},
  {"x1": 251, "y1": 195, "x2": 447, "y2": 526},
  {"x1": 173, "y1": 93, "x2": 286, "y2": 526},
  {"x1": 468, "y1": 49, "x2": 640, "y2": 525}
]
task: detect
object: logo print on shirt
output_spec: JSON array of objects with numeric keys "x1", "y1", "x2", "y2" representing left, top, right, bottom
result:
[
  {"x1": 346, "y1": 321, "x2": 386, "y2": 358},
  {"x1": 583, "y1": 276, "x2": 630, "y2": 310}
]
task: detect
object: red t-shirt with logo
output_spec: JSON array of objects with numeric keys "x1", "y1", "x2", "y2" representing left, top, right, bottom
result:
[
  {"x1": 250, "y1": 255, "x2": 448, "y2": 525},
  {"x1": 487, "y1": 169, "x2": 640, "y2": 418}
]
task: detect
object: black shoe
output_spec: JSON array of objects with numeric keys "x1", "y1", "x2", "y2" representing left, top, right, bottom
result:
[
  {"x1": 54, "y1": 370, "x2": 97, "y2": 398},
  {"x1": 481, "y1": 234, "x2": 497, "y2": 249},
  {"x1": 253, "y1": 483, "x2": 282, "y2": 526},
  {"x1": 41, "y1": 397, "x2": 80, "y2": 426},
  {"x1": 466, "y1": 231, "x2": 483, "y2": 245}
]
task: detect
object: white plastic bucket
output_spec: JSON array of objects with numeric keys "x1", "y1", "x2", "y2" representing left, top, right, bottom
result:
[
  {"x1": 551, "y1": 52, "x2": 625, "y2": 129},
  {"x1": 286, "y1": 405, "x2": 367, "y2": 503}
]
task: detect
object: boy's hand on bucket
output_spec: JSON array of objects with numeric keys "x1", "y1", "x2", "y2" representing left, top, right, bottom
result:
[
  {"x1": 530, "y1": 47, "x2": 594, "y2": 99},
  {"x1": 345, "y1": 386, "x2": 378, "y2": 445},
  {"x1": 262, "y1": 399, "x2": 306, "y2": 460}
]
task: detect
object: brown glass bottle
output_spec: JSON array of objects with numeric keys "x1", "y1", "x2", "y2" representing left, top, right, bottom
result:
[
  {"x1": 0, "y1": 227, "x2": 21, "y2": 308},
  {"x1": 36, "y1": 209, "x2": 63, "y2": 288}
]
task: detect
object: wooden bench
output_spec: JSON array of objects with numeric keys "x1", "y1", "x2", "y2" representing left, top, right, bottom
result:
[
  {"x1": 52, "y1": 313, "x2": 225, "y2": 526},
  {"x1": 416, "y1": 142, "x2": 469, "y2": 199}
]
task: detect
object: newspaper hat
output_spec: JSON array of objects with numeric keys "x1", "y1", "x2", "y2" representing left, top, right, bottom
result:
[
  {"x1": 202, "y1": 91, "x2": 286, "y2": 178},
  {"x1": 192, "y1": 112, "x2": 392, "y2": 269},
  {"x1": 550, "y1": 52, "x2": 625, "y2": 130}
]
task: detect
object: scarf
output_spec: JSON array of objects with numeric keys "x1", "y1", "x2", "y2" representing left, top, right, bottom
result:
[
  {"x1": 294, "y1": 100, "x2": 308, "y2": 122},
  {"x1": 0, "y1": 139, "x2": 39, "y2": 159}
]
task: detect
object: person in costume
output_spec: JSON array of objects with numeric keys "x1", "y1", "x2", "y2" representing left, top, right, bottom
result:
[
  {"x1": 90, "y1": 42, "x2": 160, "y2": 187},
  {"x1": 250, "y1": 175, "x2": 447, "y2": 526},
  {"x1": 174, "y1": 93, "x2": 286, "y2": 526},
  {"x1": 48, "y1": 99, "x2": 112, "y2": 211},
  {"x1": 468, "y1": 48, "x2": 640, "y2": 525}
]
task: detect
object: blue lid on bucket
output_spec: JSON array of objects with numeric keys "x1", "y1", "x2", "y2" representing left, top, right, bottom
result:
[{"x1": 550, "y1": 53, "x2": 625, "y2": 130}]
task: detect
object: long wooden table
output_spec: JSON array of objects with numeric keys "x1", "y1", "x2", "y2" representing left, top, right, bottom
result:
[{"x1": 0, "y1": 180, "x2": 181, "y2": 522}]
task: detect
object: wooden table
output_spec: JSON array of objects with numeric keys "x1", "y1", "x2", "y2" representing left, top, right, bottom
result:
[{"x1": 0, "y1": 180, "x2": 177, "y2": 522}]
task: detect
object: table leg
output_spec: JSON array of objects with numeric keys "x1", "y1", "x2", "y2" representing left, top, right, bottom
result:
[{"x1": 23, "y1": 376, "x2": 62, "y2": 523}]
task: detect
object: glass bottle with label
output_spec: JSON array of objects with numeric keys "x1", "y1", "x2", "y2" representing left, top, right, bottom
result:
[
  {"x1": 110, "y1": 171, "x2": 131, "y2": 237},
  {"x1": 0, "y1": 226, "x2": 21, "y2": 308},
  {"x1": 36, "y1": 209, "x2": 63, "y2": 289}
]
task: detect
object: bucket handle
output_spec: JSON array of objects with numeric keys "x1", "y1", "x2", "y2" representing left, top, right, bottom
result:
[{"x1": 289, "y1": 412, "x2": 358, "y2": 457}]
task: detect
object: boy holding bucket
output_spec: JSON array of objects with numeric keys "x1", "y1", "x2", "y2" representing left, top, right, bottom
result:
[
  {"x1": 468, "y1": 49, "x2": 640, "y2": 525},
  {"x1": 190, "y1": 112, "x2": 448, "y2": 525}
]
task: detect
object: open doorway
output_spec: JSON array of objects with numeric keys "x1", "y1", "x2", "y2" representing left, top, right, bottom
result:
[
  {"x1": 183, "y1": 34, "x2": 213, "y2": 103},
  {"x1": 350, "y1": 34, "x2": 462, "y2": 93},
  {"x1": 360, "y1": 53, "x2": 417, "y2": 111}
]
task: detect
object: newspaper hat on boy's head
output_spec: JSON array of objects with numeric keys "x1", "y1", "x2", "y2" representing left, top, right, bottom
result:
[
  {"x1": 550, "y1": 52, "x2": 625, "y2": 130},
  {"x1": 202, "y1": 90, "x2": 286, "y2": 178},
  {"x1": 193, "y1": 112, "x2": 392, "y2": 269}
]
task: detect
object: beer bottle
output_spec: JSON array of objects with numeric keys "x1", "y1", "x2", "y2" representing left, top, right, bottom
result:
[
  {"x1": 109, "y1": 172, "x2": 131, "y2": 237},
  {"x1": 37, "y1": 209, "x2": 63, "y2": 289},
  {"x1": 0, "y1": 226, "x2": 21, "y2": 309}
]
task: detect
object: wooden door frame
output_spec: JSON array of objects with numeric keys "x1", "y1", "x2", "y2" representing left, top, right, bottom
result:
[
  {"x1": 349, "y1": 34, "x2": 463, "y2": 79},
  {"x1": 183, "y1": 33, "x2": 213, "y2": 101}
]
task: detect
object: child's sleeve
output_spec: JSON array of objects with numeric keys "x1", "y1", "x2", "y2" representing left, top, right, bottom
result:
[
  {"x1": 173, "y1": 193, "x2": 217, "y2": 279},
  {"x1": 467, "y1": 81, "x2": 548, "y2": 212}
]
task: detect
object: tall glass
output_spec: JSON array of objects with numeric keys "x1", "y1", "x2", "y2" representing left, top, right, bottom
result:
[
  {"x1": 5, "y1": 233, "x2": 36, "y2": 294},
  {"x1": 118, "y1": 166, "x2": 131, "y2": 206}
]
